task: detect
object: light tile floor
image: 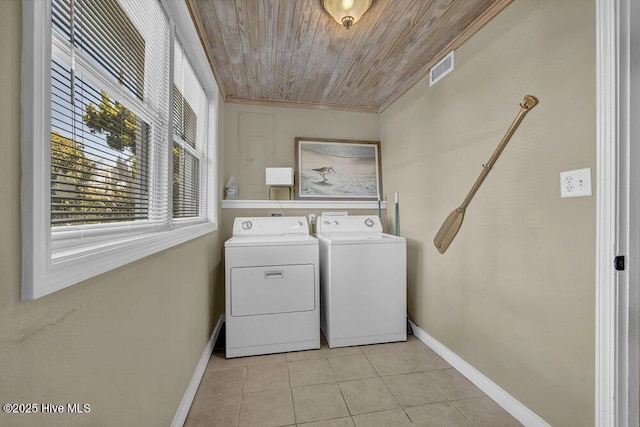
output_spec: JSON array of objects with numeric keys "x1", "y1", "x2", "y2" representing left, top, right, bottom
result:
[{"x1": 184, "y1": 335, "x2": 522, "y2": 427}]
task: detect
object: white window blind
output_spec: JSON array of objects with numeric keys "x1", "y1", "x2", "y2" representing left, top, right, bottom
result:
[
  {"x1": 21, "y1": 0, "x2": 219, "y2": 299},
  {"x1": 50, "y1": 0, "x2": 170, "y2": 228},
  {"x1": 172, "y1": 41, "x2": 208, "y2": 219}
]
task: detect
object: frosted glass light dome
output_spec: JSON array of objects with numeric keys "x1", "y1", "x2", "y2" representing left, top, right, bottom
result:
[{"x1": 321, "y1": 0, "x2": 372, "y2": 29}]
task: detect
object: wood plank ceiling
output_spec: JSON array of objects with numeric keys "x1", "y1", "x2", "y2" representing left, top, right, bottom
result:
[{"x1": 187, "y1": 0, "x2": 513, "y2": 113}]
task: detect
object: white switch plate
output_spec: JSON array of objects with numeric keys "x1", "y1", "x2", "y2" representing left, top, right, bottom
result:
[{"x1": 560, "y1": 168, "x2": 592, "y2": 198}]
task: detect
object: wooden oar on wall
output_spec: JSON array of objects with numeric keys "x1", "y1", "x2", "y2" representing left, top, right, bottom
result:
[{"x1": 433, "y1": 95, "x2": 539, "y2": 254}]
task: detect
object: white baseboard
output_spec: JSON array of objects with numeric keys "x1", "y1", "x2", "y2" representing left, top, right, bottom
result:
[
  {"x1": 409, "y1": 320, "x2": 550, "y2": 427},
  {"x1": 171, "y1": 314, "x2": 225, "y2": 427}
]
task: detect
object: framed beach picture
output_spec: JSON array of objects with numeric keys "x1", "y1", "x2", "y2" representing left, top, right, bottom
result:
[{"x1": 294, "y1": 137, "x2": 382, "y2": 200}]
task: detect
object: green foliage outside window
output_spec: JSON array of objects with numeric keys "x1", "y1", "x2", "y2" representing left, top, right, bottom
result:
[{"x1": 83, "y1": 91, "x2": 138, "y2": 152}]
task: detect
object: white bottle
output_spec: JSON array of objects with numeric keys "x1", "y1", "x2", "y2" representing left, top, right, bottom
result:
[{"x1": 225, "y1": 177, "x2": 238, "y2": 200}]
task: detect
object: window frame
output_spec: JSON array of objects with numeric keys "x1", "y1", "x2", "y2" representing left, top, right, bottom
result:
[
  {"x1": 21, "y1": 0, "x2": 219, "y2": 300},
  {"x1": 171, "y1": 38, "x2": 210, "y2": 220}
]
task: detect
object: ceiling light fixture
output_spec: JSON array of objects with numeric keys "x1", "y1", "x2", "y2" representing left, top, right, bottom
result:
[{"x1": 321, "y1": 0, "x2": 372, "y2": 30}]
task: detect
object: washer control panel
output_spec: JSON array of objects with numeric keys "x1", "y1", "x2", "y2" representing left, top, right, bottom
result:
[
  {"x1": 232, "y1": 216, "x2": 309, "y2": 236},
  {"x1": 316, "y1": 215, "x2": 383, "y2": 233}
]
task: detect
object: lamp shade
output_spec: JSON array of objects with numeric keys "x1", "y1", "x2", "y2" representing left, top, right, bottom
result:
[
  {"x1": 322, "y1": 0, "x2": 372, "y2": 29},
  {"x1": 266, "y1": 167, "x2": 294, "y2": 186}
]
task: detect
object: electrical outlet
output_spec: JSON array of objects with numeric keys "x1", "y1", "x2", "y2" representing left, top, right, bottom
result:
[
  {"x1": 309, "y1": 213, "x2": 316, "y2": 225},
  {"x1": 560, "y1": 168, "x2": 592, "y2": 198}
]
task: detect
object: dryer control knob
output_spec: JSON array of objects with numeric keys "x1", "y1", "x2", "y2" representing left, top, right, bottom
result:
[
  {"x1": 364, "y1": 218, "x2": 375, "y2": 227},
  {"x1": 242, "y1": 220, "x2": 253, "y2": 230}
]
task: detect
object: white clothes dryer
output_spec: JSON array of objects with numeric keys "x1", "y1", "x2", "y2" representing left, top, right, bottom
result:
[
  {"x1": 225, "y1": 216, "x2": 319, "y2": 358},
  {"x1": 316, "y1": 215, "x2": 406, "y2": 348}
]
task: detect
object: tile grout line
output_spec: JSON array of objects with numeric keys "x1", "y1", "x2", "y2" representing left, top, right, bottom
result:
[
  {"x1": 450, "y1": 397, "x2": 485, "y2": 427},
  {"x1": 420, "y1": 368, "x2": 485, "y2": 426},
  {"x1": 196, "y1": 340, "x2": 500, "y2": 426},
  {"x1": 237, "y1": 366, "x2": 247, "y2": 426},
  {"x1": 334, "y1": 365, "x2": 355, "y2": 419},
  {"x1": 234, "y1": 392, "x2": 241, "y2": 427},
  {"x1": 288, "y1": 364, "x2": 299, "y2": 425},
  {"x1": 365, "y1": 345, "x2": 477, "y2": 425},
  {"x1": 375, "y1": 364, "x2": 405, "y2": 416}
]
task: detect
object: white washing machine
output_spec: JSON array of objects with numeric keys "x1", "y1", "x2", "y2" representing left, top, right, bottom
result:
[
  {"x1": 225, "y1": 216, "x2": 319, "y2": 358},
  {"x1": 316, "y1": 215, "x2": 407, "y2": 348}
]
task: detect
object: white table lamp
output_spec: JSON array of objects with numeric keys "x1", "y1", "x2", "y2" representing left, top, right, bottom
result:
[{"x1": 266, "y1": 167, "x2": 294, "y2": 200}]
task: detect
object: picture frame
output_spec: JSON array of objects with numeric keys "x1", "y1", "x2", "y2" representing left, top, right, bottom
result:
[{"x1": 294, "y1": 137, "x2": 382, "y2": 200}]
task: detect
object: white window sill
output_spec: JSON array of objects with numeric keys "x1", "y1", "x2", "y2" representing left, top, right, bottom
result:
[
  {"x1": 25, "y1": 222, "x2": 217, "y2": 300},
  {"x1": 221, "y1": 200, "x2": 387, "y2": 209}
]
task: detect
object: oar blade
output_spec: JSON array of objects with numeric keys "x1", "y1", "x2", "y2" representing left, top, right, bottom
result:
[{"x1": 433, "y1": 209, "x2": 465, "y2": 254}]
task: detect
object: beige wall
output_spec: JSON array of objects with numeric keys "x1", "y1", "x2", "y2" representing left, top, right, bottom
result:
[
  {"x1": 0, "y1": 1, "x2": 225, "y2": 426},
  {"x1": 380, "y1": 0, "x2": 595, "y2": 425},
  {"x1": 222, "y1": 103, "x2": 380, "y2": 200}
]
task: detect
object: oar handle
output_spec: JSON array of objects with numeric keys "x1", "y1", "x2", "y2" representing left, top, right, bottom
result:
[{"x1": 458, "y1": 95, "x2": 538, "y2": 211}]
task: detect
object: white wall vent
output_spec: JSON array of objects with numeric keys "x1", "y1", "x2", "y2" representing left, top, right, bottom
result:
[{"x1": 429, "y1": 51, "x2": 455, "y2": 86}]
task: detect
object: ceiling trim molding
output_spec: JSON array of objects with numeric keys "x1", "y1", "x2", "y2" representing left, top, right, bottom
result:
[
  {"x1": 185, "y1": 0, "x2": 228, "y2": 100},
  {"x1": 378, "y1": 0, "x2": 514, "y2": 112},
  {"x1": 225, "y1": 96, "x2": 380, "y2": 114}
]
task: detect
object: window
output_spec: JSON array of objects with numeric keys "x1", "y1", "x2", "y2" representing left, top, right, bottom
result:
[
  {"x1": 22, "y1": 0, "x2": 219, "y2": 300},
  {"x1": 173, "y1": 41, "x2": 209, "y2": 219}
]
